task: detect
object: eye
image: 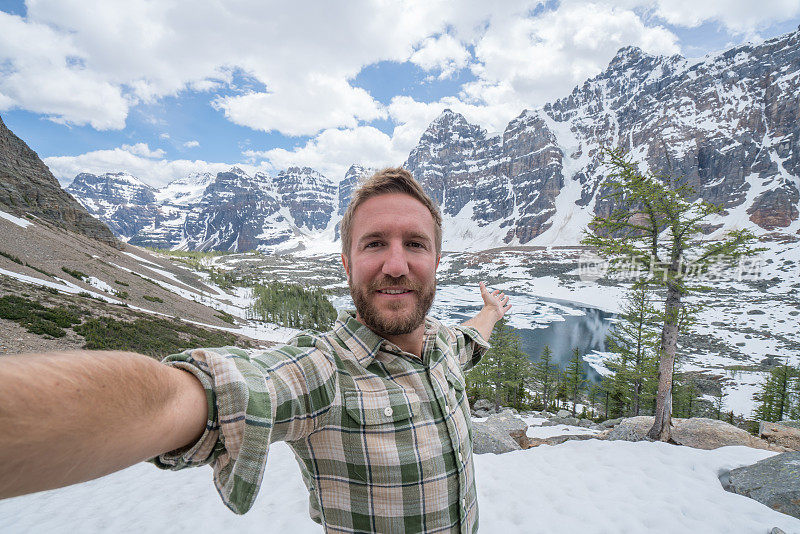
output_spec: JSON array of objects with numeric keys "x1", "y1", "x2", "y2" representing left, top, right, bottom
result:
[
  {"x1": 408, "y1": 241, "x2": 425, "y2": 248},
  {"x1": 365, "y1": 241, "x2": 383, "y2": 248}
]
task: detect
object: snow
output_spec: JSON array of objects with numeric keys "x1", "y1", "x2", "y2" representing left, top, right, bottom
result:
[
  {"x1": 3, "y1": 440, "x2": 797, "y2": 534},
  {"x1": 0, "y1": 208, "x2": 33, "y2": 228}
]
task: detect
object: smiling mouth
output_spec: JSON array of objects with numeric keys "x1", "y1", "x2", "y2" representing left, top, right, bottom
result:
[{"x1": 377, "y1": 288, "x2": 413, "y2": 295}]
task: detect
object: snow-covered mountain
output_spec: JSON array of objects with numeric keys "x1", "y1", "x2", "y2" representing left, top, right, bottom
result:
[{"x1": 66, "y1": 27, "x2": 800, "y2": 252}]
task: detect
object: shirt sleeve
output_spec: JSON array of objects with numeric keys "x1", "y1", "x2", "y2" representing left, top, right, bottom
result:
[
  {"x1": 149, "y1": 340, "x2": 337, "y2": 515},
  {"x1": 451, "y1": 325, "x2": 491, "y2": 371}
]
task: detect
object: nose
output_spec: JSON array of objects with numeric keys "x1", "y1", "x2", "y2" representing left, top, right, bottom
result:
[{"x1": 382, "y1": 241, "x2": 410, "y2": 278}]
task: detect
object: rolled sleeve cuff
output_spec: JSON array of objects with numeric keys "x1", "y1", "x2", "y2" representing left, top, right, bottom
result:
[
  {"x1": 149, "y1": 347, "x2": 273, "y2": 515},
  {"x1": 453, "y1": 325, "x2": 491, "y2": 369}
]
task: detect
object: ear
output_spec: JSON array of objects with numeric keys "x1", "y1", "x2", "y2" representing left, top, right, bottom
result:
[{"x1": 341, "y1": 252, "x2": 350, "y2": 279}]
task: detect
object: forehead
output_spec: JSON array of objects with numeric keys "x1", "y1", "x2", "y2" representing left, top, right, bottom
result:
[{"x1": 351, "y1": 193, "x2": 436, "y2": 239}]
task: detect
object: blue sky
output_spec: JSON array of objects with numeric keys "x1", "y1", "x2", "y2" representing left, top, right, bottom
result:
[{"x1": 1, "y1": 0, "x2": 799, "y2": 187}]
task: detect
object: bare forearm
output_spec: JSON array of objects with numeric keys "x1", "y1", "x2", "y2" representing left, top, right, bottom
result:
[
  {"x1": 0, "y1": 350, "x2": 207, "y2": 499},
  {"x1": 462, "y1": 307, "x2": 501, "y2": 341}
]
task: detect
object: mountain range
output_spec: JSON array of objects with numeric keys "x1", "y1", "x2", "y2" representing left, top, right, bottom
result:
[{"x1": 55, "y1": 26, "x2": 800, "y2": 252}]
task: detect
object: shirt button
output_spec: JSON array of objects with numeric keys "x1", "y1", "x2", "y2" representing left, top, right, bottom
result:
[
  {"x1": 458, "y1": 451, "x2": 463, "y2": 463},
  {"x1": 461, "y1": 497, "x2": 466, "y2": 508},
  {"x1": 384, "y1": 406, "x2": 393, "y2": 417}
]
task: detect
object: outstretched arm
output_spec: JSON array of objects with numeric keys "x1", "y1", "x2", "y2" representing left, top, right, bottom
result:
[
  {"x1": 461, "y1": 281, "x2": 512, "y2": 341},
  {"x1": 0, "y1": 350, "x2": 207, "y2": 499}
]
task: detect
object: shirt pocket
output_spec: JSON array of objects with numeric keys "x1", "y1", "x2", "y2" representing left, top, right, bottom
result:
[{"x1": 342, "y1": 386, "x2": 422, "y2": 484}]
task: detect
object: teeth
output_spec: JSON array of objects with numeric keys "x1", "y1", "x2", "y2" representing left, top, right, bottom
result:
[{"x1": 380, "y1": 289, "x2": 409, "y2": 294}]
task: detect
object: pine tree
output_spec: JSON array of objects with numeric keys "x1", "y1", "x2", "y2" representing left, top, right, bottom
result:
[
  {"x1": 532, "y1": 345, "x2": 557, "y2": 410},
  {"x1": 564, "y1": 348, "x2": 586, "y2": 415},
  {"x1": 754, "y1": 360, "x2": 798, "y2": 422},
  {"x1": 583, "y1": 148, "x2": 762, "y2": 441}
]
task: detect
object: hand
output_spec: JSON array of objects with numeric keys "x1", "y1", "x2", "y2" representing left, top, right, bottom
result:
[{"x1": 479, "y1": 281, "x2": 511, "y2": 321}]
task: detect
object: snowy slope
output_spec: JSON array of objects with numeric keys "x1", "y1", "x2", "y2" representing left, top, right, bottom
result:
[{"x1": 3, "y1": 440, "x2": 797, "y2": 533}]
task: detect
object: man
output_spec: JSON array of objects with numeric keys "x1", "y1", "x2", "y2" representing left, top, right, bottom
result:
[{"x1": 0, "y1": 168, "x2": 511, "y2": 533}]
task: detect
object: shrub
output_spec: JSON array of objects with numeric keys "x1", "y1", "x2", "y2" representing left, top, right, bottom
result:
[{"x1": 62, "y1": 267, "x2": 87, "y2": 281}]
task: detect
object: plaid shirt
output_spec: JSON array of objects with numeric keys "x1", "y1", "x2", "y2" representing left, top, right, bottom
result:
[{"x1": 152, "y1": 309, "x2": 490, "y2": 533}]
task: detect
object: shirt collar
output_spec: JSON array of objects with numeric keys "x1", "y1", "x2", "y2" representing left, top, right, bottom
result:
[
  {"x1": 333, "y1": 309, "x2": 443, "y2": 367},
  {"x1": 332, "y1": 309, "x2": 385, "y2": 367}
]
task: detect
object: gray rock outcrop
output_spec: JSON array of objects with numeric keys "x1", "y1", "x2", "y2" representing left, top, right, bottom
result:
[
  {"x1": 723, "y1": 452, "x2": 800, "y2": 519},
  {"x1": 471, "y1": 409, "x2": 528, "y2": 454}
]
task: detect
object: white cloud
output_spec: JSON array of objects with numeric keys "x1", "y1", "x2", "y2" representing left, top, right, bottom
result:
[
  {"x1": 183, "y1": 140, "x2": 200, "y2": 148},
  {"x1": 121, "y1": 143, "x2": 165, "y2": 158},
  {"x1": 44, "y1": 144, "x2": 245, "y2": 188},
  {"x1": 215, "y1": 75, "x2": 386, "y2": 136},
  {"x1": 409, "y1": 34, "x2": 472, "y2": 78},
  {"x1": 247, "y1": 126, "x2": 404, "y2": 182},
  {"x1": 651, "y1": 0, "x2": 800, "y2": 34},
  {"x1": 0, "y1": 12, "x2": 129, "y2": 129},
  {"x1": 5, "y1": 0, "x2": 461, "y2": 134},
  {"x1": 463, "y1": 2, "x2": 681, "y2": 110}
]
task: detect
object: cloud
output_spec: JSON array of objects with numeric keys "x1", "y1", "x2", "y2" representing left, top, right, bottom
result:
[
  {"x1": 43, "y1": 143, "x2": 245, "y2": 188},
  {"x1": 4, "y1": 0, "x2": 460, "y2": 134},
  {"x1": 183, "y1": 140, "x2": 200, "y2": 148},
  {"x1": 651, "y1": 0, "x2": 800, "y2": 34},
  {"x1": 0, "y1": 12, "x2": 129, "y2": 129},
  {"x1": 462, "y1": 2, "x2": 681, "y2": 110},
  {"x1": 409, "y1": 34, "x2": 472, "y2": 78},
  {"x1": 247, "y1": 126, "x2": 404, "y2": 182},
  {"x1": 215, "y1": 75, "x2": 386, "y2": 136}
]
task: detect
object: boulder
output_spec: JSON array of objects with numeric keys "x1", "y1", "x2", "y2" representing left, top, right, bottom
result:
[
  {"x1": 604, "y1": 416, "x2": 775, "y2": 450},
  {"x1": 604, "y1": 416, "x2": 654, "y2": 442},
  {"x1": 471, "y1": 421, "x2": 521, "y2": 454},
  {"x1": 557, "y1": 409, "x2": 572, "y2": 418},
  {"x1": 471, "y1": 409, "x2": 529, "y2": 454},
  {"x1": 473, "y1": 399, "x2": 495, "y2": 412},
  {"x1": 760, "y1": 421, "x2": 800, "y2": 451},
  {"x1": 600, "y1": 417, "x2": 623, "y2": 428},
  {"x1": 723, "y1": 452, "x2": 800, "y2": 519},
  {"x1": 673, "y1": 418, "x2": 771, "y2": 450}
]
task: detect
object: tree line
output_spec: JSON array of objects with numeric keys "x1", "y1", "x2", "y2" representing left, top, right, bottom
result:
[{"x1": 249, "y1": 280, "x2": 337, "y2": 331}]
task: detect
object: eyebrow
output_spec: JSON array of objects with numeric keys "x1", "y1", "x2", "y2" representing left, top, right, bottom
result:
[{"x1": 358, "y1": 231, "x2": 432, "y2": 245}]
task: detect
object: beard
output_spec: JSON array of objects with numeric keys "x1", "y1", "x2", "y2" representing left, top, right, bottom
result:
[{"x1": 349, "y1": 274, "x2": 436, "y2": 337}]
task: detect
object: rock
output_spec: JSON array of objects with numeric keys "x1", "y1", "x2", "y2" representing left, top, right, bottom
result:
[
  {"x1": 605, "y1": 416, "x2": 775, "y2": 450},
  {"x1": 771, "y1": 527, "x2": 786, "y2": 534},
  {"x1": 604, "y1": 416, "x2": 654, "y2": 442},
  {"x1": 471, "y1": 409, "x2": 529, "y2": 454},
  {"x1": 527, "y1": 434, "x2": 598, "y2": 448},
  {"x1": 673, "y1": 418, "x2": 771, "y2": 450},
  {"x1": 600, "y1": 417, "x2": 623, "y2": 428},
  {"x1": 760, "y1": 421, "x2": 800, "y2": 451},
  {"x1": 578, "y1": 418, "x2": 593, "y2": 428},
  {"x1": 471, "y1": 420, "x2": 521, "y2": 454},
  {"x1": 723, "y1": 452, "x2": 800, "y2": 519},
  {"x1": 473, "y1": 399, "x2": 494, "y2": 412},
  {"x1": 557, "y1": 409, "x2": 572, "y2": 418}
]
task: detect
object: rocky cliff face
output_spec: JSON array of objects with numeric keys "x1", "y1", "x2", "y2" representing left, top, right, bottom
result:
[
  {"x1": 65, "y1": 27, "x2": 800, "y2": 251},
  {"x1": 66, "y1": 172, "x2": 159, "y2": 238},
  {"x1": 403, "y1": 28, "x2": 800, "y2": 246},
  {"x1": 0, "y1": 115, "x2": 119, "y2": 247}
]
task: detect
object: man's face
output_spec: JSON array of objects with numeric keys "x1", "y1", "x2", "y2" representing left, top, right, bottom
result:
[{"x1": 342, "y1": 193, "x2": 440, "y2": 338}]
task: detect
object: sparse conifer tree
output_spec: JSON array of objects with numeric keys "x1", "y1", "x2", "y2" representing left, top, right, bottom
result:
[{"x1": 583, "y1": 148, "x2": 762, "y2": 441}]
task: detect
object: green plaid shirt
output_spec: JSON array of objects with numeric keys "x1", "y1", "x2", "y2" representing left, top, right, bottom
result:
[{"x1": 152, "y1": 309, "x2": 490, "y2": 533}]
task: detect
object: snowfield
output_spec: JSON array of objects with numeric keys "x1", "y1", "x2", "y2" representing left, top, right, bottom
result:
[{"x1": 3, "y1": 440, "x2": 798, "y2": 534}]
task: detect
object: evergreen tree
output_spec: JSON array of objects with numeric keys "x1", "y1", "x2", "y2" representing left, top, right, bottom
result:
[
  {"x1": 583, "y1": 147, "x2": 762, "y2": 441},
  {"x1": 754, "y1": 359, "x2": 799, "y2": 422},
  {"x1": 532, "y1": 345, "x2": 557, "y2": 410},
  {"x1": 564, "y1": 348, "x2": 586, "y2": 415}
]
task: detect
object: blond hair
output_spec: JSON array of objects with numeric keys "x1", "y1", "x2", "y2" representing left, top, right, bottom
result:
[{"x1": 340, "y1": 167, "x2": 442, "y2": 258}]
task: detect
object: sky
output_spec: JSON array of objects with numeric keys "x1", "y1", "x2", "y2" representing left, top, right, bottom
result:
[{"x1": 1, "y1": 0, "x2": 799, "y2": 188}]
